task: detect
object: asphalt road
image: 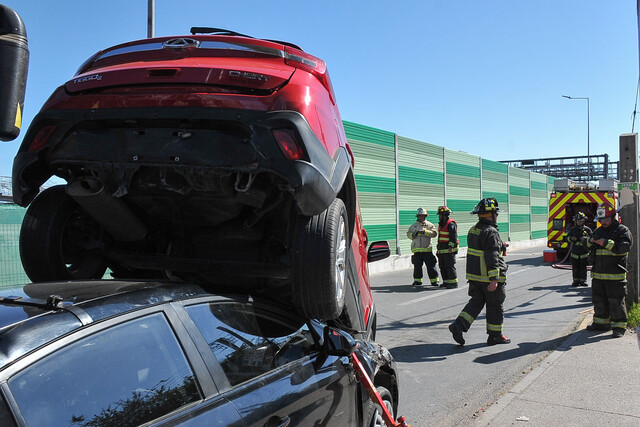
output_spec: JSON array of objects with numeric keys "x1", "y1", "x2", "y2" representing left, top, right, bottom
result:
[{"x1": 370, "y1": 245, "x2": 590, "y2": 426}]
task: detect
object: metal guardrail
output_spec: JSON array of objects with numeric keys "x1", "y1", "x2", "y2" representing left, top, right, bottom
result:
[{"x1": 499, "y1": 154, "x2": 619, "y2": 181}]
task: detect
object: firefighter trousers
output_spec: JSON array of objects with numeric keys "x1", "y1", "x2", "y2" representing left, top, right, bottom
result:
[
  {"x1": 454, "y1": 280, "x2": 506, "y2": 335},
  {"x1": 591, "y1": 279, "x2": 628, "y2": 330},
  {"x1": 570, "y1": 254, "x2": 589, "y2": 284},
  {"x1": 411, "y1": 252, "x2": 439, "y2": 285},
  {"x1": 437, "y1": 252, "x2": 458, "y2": 286}
]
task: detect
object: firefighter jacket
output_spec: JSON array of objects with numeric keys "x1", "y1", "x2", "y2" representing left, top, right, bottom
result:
[
  {"x1": 466, "y1": 218, "x2": 507, "y2": 283},
  {"x1": 588, "y1": 220, "x2": 632, "y2": 282},
  {"x1": 565, "y1": 225, "x2": 592, "y2": 257},
  {"x1": 437, "y1": 218, "x2": 459, "y2": 254},
  {"x1": 407, "y1": 220, "x2": 438, "y2": 253}
]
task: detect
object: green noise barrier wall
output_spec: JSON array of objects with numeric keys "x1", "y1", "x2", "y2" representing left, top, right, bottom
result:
[
  {"x1": 0, "y1": 121, "x2": 553, "y2": 288},
  {"x1": 396, "y1": 136, "x2": 445, "y2": 255},
  {"x1": 0, "y1": 204, "x2": 29, "y2": 287},
  {"x1": 481, "y1": 159, "x2": 509, "y2": 242},
  {"x1": 508, "y1": 167, "x2": 532, "y2": 242},
  {"x1": 344, "y1": 121, "x2": 552, "y2": 256},
  {"x1": 445, "y1": 150, "x2": 481, "y2": 248},
  {"x1": 343, "y1": 121, "x2": 398, "y2": 252},
  {"x1": 530, "y1": 172, "x2": 550, "y2": 240}
]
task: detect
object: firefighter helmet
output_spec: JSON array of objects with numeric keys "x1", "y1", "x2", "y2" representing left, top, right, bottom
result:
[
  {"x1": 574, "y1": 212, "x2": 588, "y2": 222},
  {"x1": 595, "y1": 202, "x2": 615, "y2": 220},
  {"x1": 437, "y1": 206, "x2": 452, "y2": 215},
  {"x1": 470, "y1": 197, "x2": 500, "y2": 214},
  {"x1": 416, "y1": 207, "x2": 428, "y2": 217}
]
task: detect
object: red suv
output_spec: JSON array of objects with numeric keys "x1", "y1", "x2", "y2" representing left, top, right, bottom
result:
[{"x1": 11, "y1": 28, "x2": 389, "y2": 337}]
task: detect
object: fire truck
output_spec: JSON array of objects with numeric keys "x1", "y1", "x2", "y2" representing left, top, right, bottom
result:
[{"x1": 547, "y1": 178, "x2": 618, "y2": 259}]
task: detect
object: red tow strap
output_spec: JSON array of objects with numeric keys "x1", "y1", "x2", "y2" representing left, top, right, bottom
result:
[{"x1": 350, "y1": 353, "x2": 410, "y2": 427}]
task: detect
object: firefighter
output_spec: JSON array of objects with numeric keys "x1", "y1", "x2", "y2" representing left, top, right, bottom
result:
[
  {"x1": 448, "y1": 197, "x2": 510, "y2": 346},
  {"x1": 565, "y1": 212, "x2": 592, "y2": 287},
  {"x1": 436, "y1": 206, "x2": 459, "y2": 289},
  {"x1": 407, "y1": 207, "x2": 439, "y2": 287},
  {"x1": 586, "y1": 202, "x2": 633, "y2": 338}
]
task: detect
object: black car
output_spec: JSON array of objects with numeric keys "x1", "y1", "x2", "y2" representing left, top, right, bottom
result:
[{"x1": 0, "y1": 280, "x2": 398, "y2": 426}]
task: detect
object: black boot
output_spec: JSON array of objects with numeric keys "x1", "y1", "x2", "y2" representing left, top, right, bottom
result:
[
  {"x1": 487, "y1": 334, "x2": 511, "y2": 346},
  {"x1": 448, "y1": 322, "x2": 465, "y2": 346},
  {"x1": 612, "y1": 328, "x2": 625, "y2": 338}
]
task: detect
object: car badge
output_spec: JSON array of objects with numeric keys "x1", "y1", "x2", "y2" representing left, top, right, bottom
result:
[{"x1": 162, "y1": 38, "x2": 200, "y2": 49}]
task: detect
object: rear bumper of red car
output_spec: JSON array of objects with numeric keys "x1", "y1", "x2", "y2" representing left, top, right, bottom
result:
[{"x1": 13, "y1": 107, "x2": 351, "y2": 215}]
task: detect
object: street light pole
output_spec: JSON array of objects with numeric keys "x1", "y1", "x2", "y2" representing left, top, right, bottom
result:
[
  {"x1": 562, "y1": 95, "x2": 591, "y2": 181},
  {"x1": 147, "y1": 0, "x2": 155, "y2": 38}
]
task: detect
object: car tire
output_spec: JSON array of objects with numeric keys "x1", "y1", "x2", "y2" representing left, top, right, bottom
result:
[
  {"x1": 368, "y1": 386, "x2": 394, "y2": 427},
  {"x1": 19, "y1": 185, "x2": 107, "y2": 282},
  {"x1": 292, "y1": 198, "x2": 348, "y2": 320}
]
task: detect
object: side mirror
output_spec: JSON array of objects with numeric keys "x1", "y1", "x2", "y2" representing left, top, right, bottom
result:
[
  {"x1": 367, "y1": 240, "x2": 390, "y2": 262},
  {"x1": 0, "y1": 5, "x2": 29, "y2": 141},
  {"x1": 323, "y1": 326, "x2": 356, "y2": 357}
]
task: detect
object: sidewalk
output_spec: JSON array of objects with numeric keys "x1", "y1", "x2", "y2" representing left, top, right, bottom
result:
[{"x1": 475, "y1": 314, "x2": 640, "y2": 426}]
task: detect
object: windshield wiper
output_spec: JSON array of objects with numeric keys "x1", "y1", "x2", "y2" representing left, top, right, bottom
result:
[{"x1": 0, "y1": 295, "x2": 64, "y2": 310}]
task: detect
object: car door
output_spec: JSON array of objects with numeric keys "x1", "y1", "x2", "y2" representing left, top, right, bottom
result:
[
  {"x1": 181, "y1": 300, "x2": 359, "y2": 426},
  {"x1": 0, "y1": 306, "x2": 244, "y2": 427}
]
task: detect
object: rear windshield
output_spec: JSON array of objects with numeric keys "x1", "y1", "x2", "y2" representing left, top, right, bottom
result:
[
  {"x1": 95, "y1": 38, "x2": 284, "y2": 61},
  {"x1": 98, "y1": 40, "x2": 283, "y2": 60},
  {"x1": 78, "y1": 39, "x2": 285, "y2": 75}
]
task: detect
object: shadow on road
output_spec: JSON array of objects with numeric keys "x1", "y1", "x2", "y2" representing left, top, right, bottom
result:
[
  {"x1": 372, "y1": 284, "x2": 443, "y2": 294},
  {"x1": 388, "y1": 341, "x2": 485, "y2": 362},
  {"x1": 387, "y1": 329, "x2": 613, "y2": 365},
  {"x1": 473, "y1": 330, "x2": 612, "y2": 364}
]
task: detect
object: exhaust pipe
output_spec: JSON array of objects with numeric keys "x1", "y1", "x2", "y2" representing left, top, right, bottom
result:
[{"x1": 66, "y1": 179, "x2": 148, "y2": 242}]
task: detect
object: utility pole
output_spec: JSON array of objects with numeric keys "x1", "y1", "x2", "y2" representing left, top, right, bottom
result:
[
  {"x1": 618, "y1": 133, "x2": 639, "y2": 305},
  {"x1": 147, "y1": 0, "x2": 155, "y2": 38}
]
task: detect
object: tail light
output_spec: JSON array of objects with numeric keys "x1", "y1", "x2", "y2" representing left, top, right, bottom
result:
[
  {"x1": 284, "y1": 46, "x2": 336, "y2": 104},
  {"x1": 273, "y1": 128, "x2": 304, "y2": 160},
  {"x1": 28, "y1": 125, "x2": 56, "y2": 152}
]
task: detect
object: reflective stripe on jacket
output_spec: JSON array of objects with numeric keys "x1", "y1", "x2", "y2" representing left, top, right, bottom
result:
[
  {"x1": 565, "y1": 225, "x2": 592, "y2": 255},
  {"x1": 407, "y1": 220, "x2": 438, "y2": 253},
  {"x1": 588, "y1": 220, "x2": 632, "y2": 282},
  {"x1": 466, "y1": 218, "x2": 507, "y2": 283},
  {"x1": 437, "y1": 218, "x2": 459, "y2": 254}
]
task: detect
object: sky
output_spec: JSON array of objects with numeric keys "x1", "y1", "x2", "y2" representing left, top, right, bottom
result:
[{"x1": 1, "y1": 0, "x2": 638, "y2": 179}]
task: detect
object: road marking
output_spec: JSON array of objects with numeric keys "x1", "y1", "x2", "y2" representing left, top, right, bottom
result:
[
  {"x1": 398, "y1": 287, "x2": 462, "y2": 305},
  {"x1": 397, "y1": 266, "x2": 538, "y2": 306},
  {"x1": 508, "y1": 266, "x2": 536, "y2": 275}
]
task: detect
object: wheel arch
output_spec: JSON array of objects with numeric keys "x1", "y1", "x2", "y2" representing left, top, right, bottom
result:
[
  {"x1": 337, "y1": 168, "x2": 357, "y2": 243},
  {"x1": 374, "y1": 368, "x2": 399, "y2": 415}
]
